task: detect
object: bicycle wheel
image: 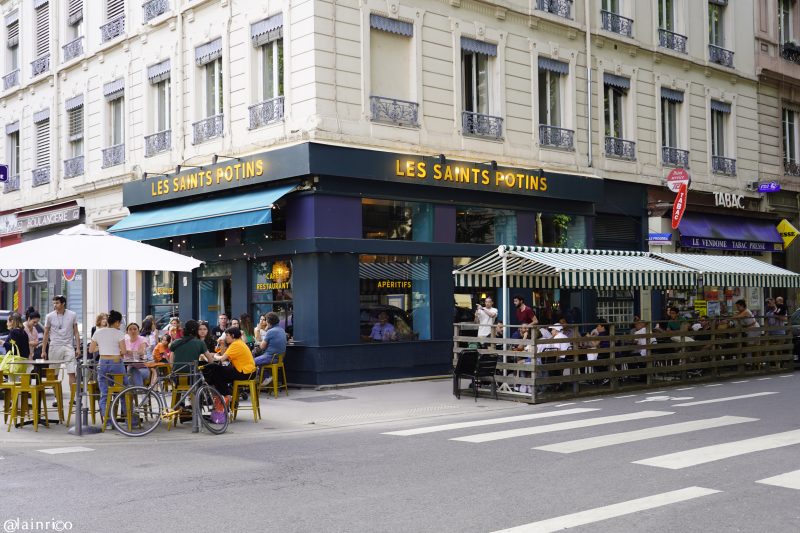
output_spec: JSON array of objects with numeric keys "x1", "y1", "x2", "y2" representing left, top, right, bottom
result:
[
  {"x1": 110, "y1": 386, "x2": 163, "y2": 437},
  {"x1": 196, "y1": 385, "x2": 229, "y2": 435}
]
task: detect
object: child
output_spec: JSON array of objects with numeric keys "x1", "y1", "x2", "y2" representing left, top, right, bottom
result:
[{"x1": 153, "y1": 334, "x2": 172, "y2": 363}]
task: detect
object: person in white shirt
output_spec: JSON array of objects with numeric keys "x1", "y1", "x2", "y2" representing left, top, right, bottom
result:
[
  {"x1": 41, "y1": 295, "x2": 81, "y2": 386},
  {"x1": 474, "y1": 297, "x2": 498, "y2": 338},
  {"x1": 632, "y1": 319, "x2": 657, "y2": 357},
  {"x1": 89, "y1": 310, "x2": 127, "y2": 425}
]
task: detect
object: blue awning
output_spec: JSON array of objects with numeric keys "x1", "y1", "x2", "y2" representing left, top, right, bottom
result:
[
  {"x1": 677, "y1": 213, "x2": 783, "y2": 252},
  {"x1": 108, "y1": 184, "x2": 296, "y2": 241}
]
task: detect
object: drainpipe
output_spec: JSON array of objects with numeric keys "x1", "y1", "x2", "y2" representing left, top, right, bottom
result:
[
  {"x1": 584, "y1": 0, "x2": 592, "y2": 168},
  {"x1": 176, "y1": 8, "x2": 185, "y2": 165}
]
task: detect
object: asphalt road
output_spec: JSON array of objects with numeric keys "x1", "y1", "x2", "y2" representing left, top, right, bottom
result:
[{"x1": 2, "y1": 374, "x2": 799, "y2": 533}]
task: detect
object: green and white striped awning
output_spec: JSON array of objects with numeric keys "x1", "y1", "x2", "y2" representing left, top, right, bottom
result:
[
  {"x1": 454, "y1": 246, "x2": 698, "y2": 289},
  {"x1": 652, "y1": 253, "x2": 800, "y2": 288}
]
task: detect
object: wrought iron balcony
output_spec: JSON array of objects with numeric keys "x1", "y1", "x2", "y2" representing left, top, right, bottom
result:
[
  {"x1": 539, "y1": 124, "x2": 574, "y2": 150},
  {"x1": 248, "y1": 96, "x2": 285, "y2": 129},
  {"x1": 3, "y1": 174, "x2": 19, "y2": 193},
  {"x1": 32, "y1": 167, "x2": 50, "y2": 187},
  {"x1": 3, "y1": 69, "x2": 19, "y2": 90},
  {"x1": 784, "y1": 159, "x2": 800, "y2": 176},
  {"x1": 101, "y1": 15, "x2": 125, "y2": 43},
  {"x1": 605, "y1": 137, "x2": 636, "y2": 160},
  {"x1": 143, "y1": 0, "x2": 169, "y2": 23},
  {"x1": 536, "y1": 0, "x2": 572, "y2": 19},
  {"x1": 712, "y1": 155, "x2": 736, "y2": 176},
  {"x1": 144, "y1": 130, "x2": 171, "y2": 157},
  {"x1": 658, "y1": 28, "x2": 687, "y2": 54},
  {"x1": 369, "y1": 96, "x2": 418, "y2": 127},
  {"x1": 62, "y1": 36, "x2": 84, "y2": 62},
  {"x1": 102, "y1": 143, "x2": 125, "y2": 168},
  {"x1": 601, "y1": 10, "x2": 633, "y2": 37},
  {"x1": 662, "y1": 146, "x2": 689, "y2": 167},
  {"x1": 462, "y1": 111, "x2": 503, "y2": 140},
  {"x1": 31, "y1": 54, "x2": 50, "y2": 77},
  {"x1": 63, "y1": 155, "x2": 84, "y2": 178},
  {"x1": 780, "y1": 42, "x2": 800, "y2": 64},
  {"x1": 708, "y1": 44, "x2": 734, "y2": 68},
  {"x1": 192, "y1": 114, "x2": 224, "y2": 144}
]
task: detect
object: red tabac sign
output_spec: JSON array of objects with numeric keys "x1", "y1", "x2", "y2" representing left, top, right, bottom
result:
[
  {"x1": 666, "y1": 167, "x2": 690, "y2": 193},
  {"x1": 671, "y1": 183, "x2": 688, "y2": 229}
]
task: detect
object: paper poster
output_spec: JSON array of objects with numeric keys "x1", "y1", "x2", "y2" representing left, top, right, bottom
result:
[
  {"x1": 694, "y1": 299, "x2": 707, "y2": 316},
  {"x1": 706, "y1": 301, "x2": 721, "y2": 317}
]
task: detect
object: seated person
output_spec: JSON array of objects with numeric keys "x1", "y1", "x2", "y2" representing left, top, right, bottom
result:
[
  {"x1": 368, "y1": 312, "x2": 397, "y2": 342},
  {"x1": 169, "y1": 320, "x2": 207, "y2": 374},
  {"x1": 253, "y1": 312, "x2": 287, "y2": 367},
  {"x1": 201, "y1": 327, "x2": 257, "y2": 401}
]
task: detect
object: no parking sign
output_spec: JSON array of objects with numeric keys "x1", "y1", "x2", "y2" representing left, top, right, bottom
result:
[{"x1": 63, "y1": 269, "x2": 77, "y2": 282}]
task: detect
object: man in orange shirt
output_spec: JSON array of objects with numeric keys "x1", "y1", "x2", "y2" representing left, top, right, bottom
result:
[{"x1": 201, "y1": 327, "x2": 256, "y2": 399}]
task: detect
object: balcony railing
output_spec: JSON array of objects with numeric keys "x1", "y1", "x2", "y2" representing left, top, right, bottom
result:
[
  {"x1": 540, "y1": 124, "x2": 575, "y2": 150},
  {"x1": 369, "y1": 96, "x2": 418, "y2": 127},
  {"x1": 708, "y1": 44, "x2": 734, "y2": 67},
  {"x1": 63, "y1": 155, "x2": 84, "y2": 178},
  {"x1": 536, "y1": 0, "x2": 572, "y2": 19},
  {"x1": 102, "y1": 143, "x2": 125, "y2": 168},
  {"x1": 32, "y1": 167, "x2": 50, "y2": 187},
  {"x1": 662, "y1": 146, "x2": 689, "y2": 167},
  {"x1": 62, "y1": 36, "x2": 84, "y2": 62},
  {"x1": 605, "y1": 137, "x2": 636, "y2": 160},
  {"x1": 712, "y1": 155, "x2": 737, "y2": 176},
  {"x1": 658, "y1": 28, "x2": 687, "y2": 54},
  {"x1": 31, "y1": 54, "x2": 50, "y2": 77},
  {"x1": 248, "y1": 96, "x2": 285, "y2": 129},
  {"x1": 601, "y1": 10, "x2": 633, "y2": 37},
  {"x1": 143, "y1": 0, "x2": 169, "y2": 23},
  {"x1": 780, "y1": 42, "x2": 800, "y2": 64},
  {"x1": 462, "y1": 111, "x2": 503, "y2": 140},
  {"x1": 3, "y1": 69, "x2": 19, "y2": 90},
  {"x1": 144, "y1": 130, "x2": 171, "y2": 157},
  {"x1": 784, "y1": 159, "x2": 800, "y2": 176},
  {"x1": 192, "y1": 114, "x2": 224, "y2": 144},
  {"x1": 101, "y1": 15, "x2": 126, "y2": 43},
  {"x1": 3, "y1": 174, "x2": 19, "y2": 193}
]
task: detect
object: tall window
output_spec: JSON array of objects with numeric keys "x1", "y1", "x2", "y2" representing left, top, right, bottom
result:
[
  {"x1": 260, "y1": 39, "x2": 283, "y2": 101},
  {"x1": 35, "y1": 118, "x2": 50, "y2": 170},
  {"x1": 462, "y1": 50, "x2": 490, "y2": 115},
  {"x1": 604, "y1": 84, "x2": 624, "y2": 138},
  {"x1": 602, "y1": 0, "x2": 619, "y2": 13},
  {"x1": 456, "y1": 207, "x2": 517, "y2": 244},
  {"x1": 67, "y1": 105, "x2": 83, "y2": 157},
  {"x1": 67, "y1": 0, "x2": 84, "y2": 40},
  {"x1": 35, "y1": 2, "x2": 49, "y2": 59},
  {"x1": 7, "y1": 130, "x2": 19, "y2": 177},
  {"x1": 538, "y1": 69, "x2": 562, "y2": 127},
  {"x1": 780, "y1": 0, "x2": 794, "y2": 43},
  {"x1": 784, "y1": 108, "x2": 800, "y2": 164},
  {"x1": 155, "y1": 79, "x2": 170, "y2": 132},
  {"x1": 106, "y1": 0, "x2": 124, "y2": 21},
  {"x1": 362, "y1": 199, "x2": 433, "y2": 241},
  {"x1": 109, "y1": 97, "x2": 124, "y2": 146},
  {"x1": 661, "y1": 97, "x2": 679, "y2": 148},
  {"x1": 658, "y1": 0, "x2": 674, "y2": 30},
  {"x1": 710, "y1": 108, "x2": 725, "y2": 157},
  {"x1": 6, "y1": 14, "x2": 18, "y2": 71},
  {"x1": 370, "y1": 15, "x2": 412, "y2": 102},
  {"x1": 708, "y1": 2, "x2": 723, "y2": 47},
  {"x1": 205, "y1": 57, "x2": 223, "y2": 117}
]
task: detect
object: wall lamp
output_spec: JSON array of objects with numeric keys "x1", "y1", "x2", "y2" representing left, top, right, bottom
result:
[
  {"x1": 142, "y1": 172, "x2": 168, "y2": 181},
  {"x1": 175, "y1": 164, "x2": 202, "y2": 174},
  {"x1": 212, "y1": 154, "x2": 241, "y2": 165}
]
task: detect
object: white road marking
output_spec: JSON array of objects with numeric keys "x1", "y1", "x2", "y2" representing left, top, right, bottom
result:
[
  {"x1": 756, "y1": 469, "x2": 800, "y2": 490},
  {"x1": 450, "y1": 411, "x2": 673, "y2": 443},
  {"x1": 381, "y1": 408, "x2": 600, "y2": 436},
  {"x1": 705, "y1": 383, "x2": 723, "y2": 387},
  {"x1": 534, "y1": 416, "x2": 757, "y2": 454},
  {"x1": 675, "y1": 387, "x2": 695, "y2": 391},
  {"x1": 757, "y1": 377, "x2": 772, "y2": 381},
  {"x1": 778, "y1": 374, "x2": 793, "y2": 378},
  {"x1": 671, "y1": 391, "x2": 778, "y2": 407},
  {"x1": 645, "y1": 390, "x2": 667, "y2": 394},
  {"x1": 37, "y1": 447, "x2": 94, "y2": 455},
  {"x1": 582, "y1": 399, "x2": 603, "y2": 403},
  {"x1": 633, "y1": 429, "x2": 800, "y2": 469},
  {"x1": 490, "y1": 487, "x2": 721, "y2": 533},
  {"x1": 614, "y1": 394, "x2": 636, "y2": 398},
  {"x1": 731, "y1": 380, "x2": 750, "y2": 384},
  {"x1": 555, "y1": 403, "x2": 576, "y2": 407},
  {"x1": 636, "y1": 396, "x2": 693, "y2": 403}
]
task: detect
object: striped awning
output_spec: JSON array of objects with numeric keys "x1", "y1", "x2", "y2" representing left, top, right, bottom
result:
[
  {"x1": 359, "y1": 262, "x2": 429, "y2": 281},
  {"x1": 5, "y1": 11, "x2": 18, "y2": 25},
  {"x1": 604, "y1": 73, "x2": 630, "y2": 90},
  {"x1": 33, "y1": 108, "x2": 50, "y2": 123},
  {"x1": 251, "y1": 13, "x2": 283, "y2": 47},
  {"x1": 538, "y1": 57, "x2": 569, "y2": 75},
  {"x1": 370, "y1": 14, "x2": 413, "y2": 36},
  {"x1": 461, "y1": 36, "x2": 497, "y2": 57},
  {"x1": 5, "y1": 121, "x2": 19, "y2": 134},
  {"x1": 710, "y1": 100, "x2": 731, "y2": 113},
  {"x1": 453, "y1": 246, "x2": 698, "y2": 289},
  {"x1": 652, "y1": 253, "x2": 800, "y2": 288},
  {"x1": 103, "y1": 78, "x2": 124, "y2": 100},
  {"x1": 195, "y1": 38, "x2": 222, "y2": 65},
  {"x1": 65, "y1": 94, "x2": 83, "y2": 111},
  {"x1": 147, "y1": 59, "x2": 170, "y2": 84},
  {"x1": 661, "y1": 87, "x2": 684, "y2": 103}
]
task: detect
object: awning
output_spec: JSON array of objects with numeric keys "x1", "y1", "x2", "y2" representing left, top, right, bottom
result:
[
  {"x1": 251, "y1": 13, "x2": 283, "y2": 46},
  {"x1": 359, "y1": 262, "x2": 429, "y2": 280},
  {"x1": 370, "y1": 14, "x2": 413, "y2": 37},
  {"x1": 453, "y1": 246, "x2": 698, "y2": 289},
  {"x1": 678, "y1": 213, "x2": 783, "y2": 252},
  {"x1": 538, "y1": 57, "x2": 569, "y2": 75},
  {"x1": 661, "y1": 87, "x2": 684, "y2": 103},
  {"x1": 652, "y1": 253, "x2": 800, "y2": 288},
  {"x1": 603, "y1": 73, "x2": 630, "y2": 90},
  {"x1": 461, "y1": 36, "x2": 497, "y2": 57},
  {"x1": 108, "y1": 184, "x2": 296, "y2": 241}
]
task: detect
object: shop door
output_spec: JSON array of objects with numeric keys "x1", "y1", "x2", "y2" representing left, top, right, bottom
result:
[{"x1": 198, "y1": 278, "x2": 231, "y2": 325}]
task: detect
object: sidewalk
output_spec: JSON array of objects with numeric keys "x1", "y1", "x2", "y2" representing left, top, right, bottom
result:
[{"x1": 0, "y1": 378, "x2": 525, "y2": 445}]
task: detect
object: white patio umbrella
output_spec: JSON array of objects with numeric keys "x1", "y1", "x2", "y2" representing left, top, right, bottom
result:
[{"x1": 0, "y1": 224, "x2": 202, "y2": 435}]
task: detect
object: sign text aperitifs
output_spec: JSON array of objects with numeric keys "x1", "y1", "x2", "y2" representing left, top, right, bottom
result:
[
  {"x1": 150, "y1": 160, "x2": 265, "y2": 197},
  {"x1": 395, "y1": 159, "x2": 548, "y2": 192}
]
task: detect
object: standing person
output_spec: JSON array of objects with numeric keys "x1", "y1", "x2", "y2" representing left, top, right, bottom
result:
[
  {"x1": 733, "y1": 299, "x2": 760, "y2": 336},
  {"x1": 774, "y1": 296, "x2": 788, "y2": 336},
  {"x1": 239, "y1": 314, "x2": 256, "y2": 348},
  {"x1": 41, "y1": 295, "x2": 81, "y2": 387},
  {"x1": 202, "y1": 327, "x2": 256, "y2": 401},
  {"x1": 23, "y1": 310, "x2": 43, "y2": 360},
  {"x1": 474, "y1": 297, "x2": 498, "y2": 339},
  {"x1": 512, "y1": 295, "x2": 537, "y2": 338},
  {"x1": 124, "y1": 323, "x2": 150, "y2": 387},
  {"x1": 89, "y1": 310, "x2": 126, "y2": 425},
  {"x1": 254, "y1": 312, "x2": 287, "y2": 381},
  {"x1": 3, "y1": 313, "x2": 30, "y2": 359},
  {"x1": 211, "y1": 313, "x2": 229, "y2": 340}
]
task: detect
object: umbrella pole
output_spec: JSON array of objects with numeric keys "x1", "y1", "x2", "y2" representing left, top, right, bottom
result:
[{"x1": 69, "y1": 269, "x2": 100, "y2": 435}]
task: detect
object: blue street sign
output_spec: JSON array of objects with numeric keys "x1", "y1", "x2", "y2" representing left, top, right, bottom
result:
[
  {"x1": 0, "y1": 164, "x2": 8, "y2": 183},
  {"x1": 757, "y1": 181, "x2": 781, "y2": 193}
]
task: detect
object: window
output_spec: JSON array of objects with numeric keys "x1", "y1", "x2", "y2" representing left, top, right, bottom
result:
[
  {"x1": 783, "y1": 108, "x2": 799, "y2": 164},
  {"x1": 35, "y1": 117, "x2": 50, "y2": 169},
  {"x1": 604, "y1": 84, "x2": 624, "y2": 139},
  {"x1": 35, "y1": 2, "x2": 49, "y2": 59},
  {"x1": 456, "y1": 207, "x2": 517, "y2": 244},
  {"x1": 539, "y1": 70, "x2": 562, "y2": 127},
  {"x1": 148, "y1": 271, "x2": 179, "y2": 329},
  {"x1": 661, "y1": 97, "x2": 679, "y2": 148},
  {"x1": 661, "y1": 88, "x2": 686, "y2": 166},
  {"x1": 155, "y1": 79, "x2": 170, "y2": 132},
  {"x1": 708, "y1": 2, "x2": 723, "y2": 47},
  {"x1": 362, "y1": 199, "x2": 433, "y2": 241},
  {"x1": 370, "y1": 17, "x2": 411, "y2": 102},
  {"x1": 67, "y1": 104, "x2": 83, "y2": 157},
  {"x1": 260, "y1": 39, "x2": 284, "y2": 101},
  {"x1": 462, "y1": 50, "x2": 490, "y2": 115},
  {"x1": 658, "y1": 0, "x2": 674, "y2": 31},
  {"x1": 205, "y1": 58, "x2": 223, "y2": 117},
  {"x1": 7, "y1": 130, "x2": 19, "y2": 177},
  {"x1": 359, "y1": 255, "x2": 430, "y2": 342},
  {"x1": 602, "y1": 0, "x2": 619, "y2": 13},
  {"x1": 110, "y1": 97, "x2": 124, "y2": 145},
  {"x1": 534, "y1": 214, "x2": 586, "y2": 248},
  {"x1": 710, "y1": 109, "x2": 725, "y2": 157},
  {"x1": 6, "y1": 13, "x2": 18, "y2": 71},
  {"x1": 251, "y1": 260, "x2": 293, "y2": 337},
  {"x1": 106, "y1": 0, "x2": 124, "y2": 21},
  {"x1": 780, "y1": 0, "x2": 793, "y2": 44},
  {"x1": 67, "y1": 0, "x2": 84, "y2": 40}
]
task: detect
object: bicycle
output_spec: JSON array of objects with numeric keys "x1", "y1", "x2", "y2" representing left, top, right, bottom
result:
[{"x1": 109, "y1": 362, "x2": 229, "y2": 437}]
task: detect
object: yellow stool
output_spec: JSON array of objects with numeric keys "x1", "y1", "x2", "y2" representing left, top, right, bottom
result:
[
  {"x1": 6, "y1": 374, "x2": 49, "y2": 432},
  {"x1": 258, "y1": 353, "x2": 288, "y2": 398},
  {"x1": 41, "y1": 368, "x2": 64, "y2": 423},
  {"x1": 231, "y1": 378, "x2": 260, "y2": 422},
  {"x1": 0, "y1": 370, "x2": 15, "y2": 424},
  {"x1": 66, "y1": 380, "x2": 99, "y2": 426},
  {"x1": 169, "y1": 374, "x2": 192, "y2": 429},
  {"x1": 101, "y1": 373, "x2": 128, "y2": 432}
]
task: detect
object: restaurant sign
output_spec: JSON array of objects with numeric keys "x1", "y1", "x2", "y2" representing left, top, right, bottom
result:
[{"x1": 679, "y1": 236, "x2": 783, "y2": 252}]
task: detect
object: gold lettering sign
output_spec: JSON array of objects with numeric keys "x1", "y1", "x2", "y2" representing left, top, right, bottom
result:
[
  {"x1": 376, "y1": 280, "x2": 412, "y2": 289},
  {"x1": 256, "y1": 282, "x2": 291, "y2": 290},
  {"x1": 152, "y1": 287, "x2": 174, "y2": 296},
  {"x1": 150, "y1": 159, "x2": 265, "y2": 198},
  {"x1": 394, "y1": 159, "x2": 548, "y2": 193}
]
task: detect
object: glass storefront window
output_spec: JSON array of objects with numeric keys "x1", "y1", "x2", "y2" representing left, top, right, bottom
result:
[
  {"x1": 456, "y1": 206, "x2": 517, "y2": 244},
  {"x1": 359, "y1": 255, "x2": 430, "y2": 342},
  {"x1": 149, "y1": 271, "x2": 178, "y2": 329},
  {"x1": 251, "y1": 259, "x2": 293, "y2": 336},
  {"x1": 362, "y1": 199, "x2": 433, "y2": 241},
  {"x1": 534, "y1": 213, "x2": 586, "y2": 248},
  {"x1": 27, "y1": 269, "x2": 49, "y2": 316}
]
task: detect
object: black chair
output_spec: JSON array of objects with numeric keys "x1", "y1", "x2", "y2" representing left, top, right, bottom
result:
[
  {"x1": 453, "y1": 350, "x2": 499, "y2": 401},
  {"x1": 474, "y1": 353, "x2": 499, "y2": 401}
]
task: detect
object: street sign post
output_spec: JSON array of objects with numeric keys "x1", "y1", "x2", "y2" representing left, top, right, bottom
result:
[
  {"x1": 671, "y1": 183, "x2": 688, "y2": 229},
  {"x1": 757, "y1": 181, "x2": 781, "y2": 193},
  {"x1": 666, "y1": 168, "x2": 690, "y2": 193},
  {"x1": 0, "y1": 164, "x2": 8, "y2": 183}
]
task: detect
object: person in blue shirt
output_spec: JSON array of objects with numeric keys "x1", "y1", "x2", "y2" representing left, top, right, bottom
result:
[{"x1": 253, "y1": 312, "x2": 287, "y2": 367}]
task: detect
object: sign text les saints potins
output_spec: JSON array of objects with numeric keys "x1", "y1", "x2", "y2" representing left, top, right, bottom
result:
[
  {"x1": 395, "y1": 159, "x2": 548, "y2": 192},
  {"x1": 150, "y1": 160, "x2": 265, "y2": 197}
]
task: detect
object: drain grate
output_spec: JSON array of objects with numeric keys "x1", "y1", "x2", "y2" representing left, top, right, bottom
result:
[{"x1": 291, "y1": 394, "x2": 356, "y2": 403}]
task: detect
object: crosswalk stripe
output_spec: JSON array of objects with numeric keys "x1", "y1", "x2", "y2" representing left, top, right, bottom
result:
[
  {"x1": 756, "y1": 469, "x2": 800, "y2": 490},
  {"x1": 490, "y1": 486, "x2": 721, "y2": 533},
  {"x1": 381, "y1": 408, "x2": 600, "y2": 436},
  {"x1": 633, "y1": 429, "x2": 800, "y2": 469},
  {"x1": 450, "y1": 411, "x2": 673, "y2": 443},
  {"x1": 671, "y1": 392, "x2": 778, "y2": 407},
  {"x1": 533, "y1": 416, "x2": 758, "y2": 454}
]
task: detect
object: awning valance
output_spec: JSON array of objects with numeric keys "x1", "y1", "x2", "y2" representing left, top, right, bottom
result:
[
  {"x1": 370, "y1": 14, "x2": 413, "y2": 36},
  {"x1": 147, "y1": 59, "x2": 170, "y2": 84},
  {"x1": 103, "y1": 78, "x2": 124, "y2": 100},
  {"x1": 65, "y1": 94, "x2": 83, "y2": 111},
  {"x1": 108, "y1": 184, "x2": 296, "y2": 241},
  {"x1": 5, "y1": 11, "x2": 18, "y2": 25},
  {"x1": 710, "y1": 100, "x2": 731, "y2": 113},
  {"x1": 538, "y1": 57, "x2": 569, "y2": 75},
  {"x1": 195, "y1": 38, "x2": 222, "y2": 65},
  {"x1": 251, "y1": 13, "x2": 283, "y2": 47},
  {"x1": 652, "y1": 253, "x2": 800, "y2": 288},
  {"x1": 5, "y1": 121, "x2": 19, "y2": 134},
  {"x1": 677, "y1": 213, "x2": 782, "y2": 253},
  {"x1": 604, "y1": 73, "x2": 630, "y2": 90},
  {"x1": 461, "y1": 36, "x2": 497, "y2": 57},
  {"x1": 33, "y1": 108, "x2": 50, "y2": 123},
  {"x1": 359, "y1": 262, "x2": 429, "y2": 280},
  {"x1": 661, "y1": 87, "x2": 684, "y2": 103},
  {"x1": 453, "y1": 246, "x2": 698, "y2": 289}
]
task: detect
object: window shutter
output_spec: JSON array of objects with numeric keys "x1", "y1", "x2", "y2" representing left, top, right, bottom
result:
[
  {"x1": 67, "y1": 107, "x2": 83, "y2": 141},
  {"x1": 106, "y1": 0, "x2": 124, "y2": 20},
  {"x1": 35, "y1": 4, "x2": 49, "y2": 57},
  {"x1": 68, "y1": 0, "x2": 83, "y2": 25},
  {"x1": 36, "y1": 119, "x2": 50, "y2": 168},
  {"x1": 595, "y1": 214, "x2": 640, "y2": 243},
  {"x1": 7, "y1": 19, "x2": 18, "y2": 47}
]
